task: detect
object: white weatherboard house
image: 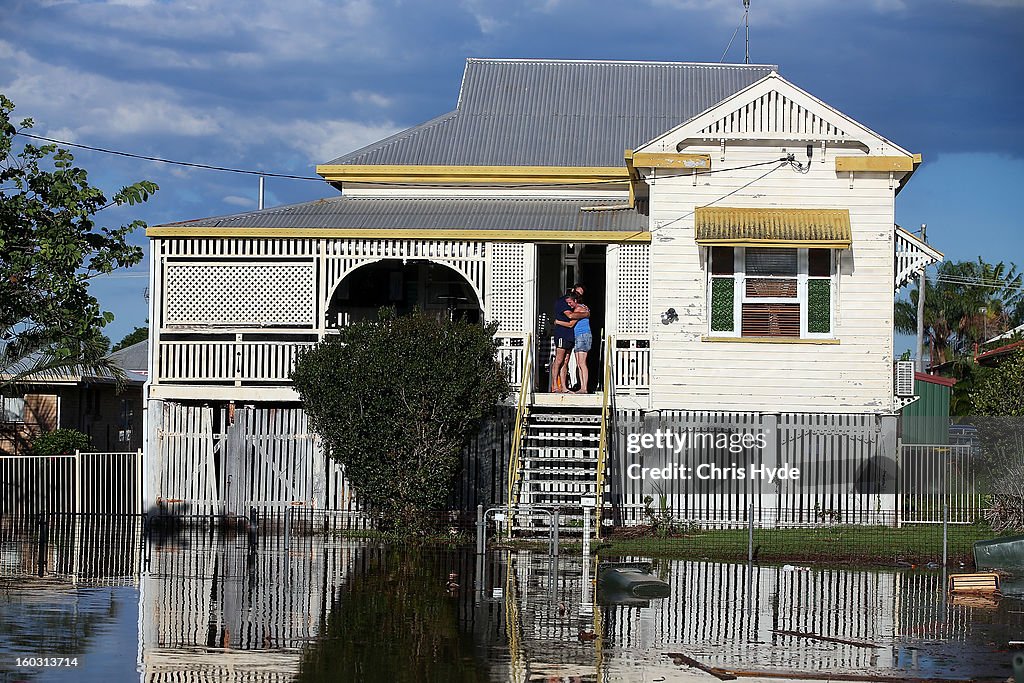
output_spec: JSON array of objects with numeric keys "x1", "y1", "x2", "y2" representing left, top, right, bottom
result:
[{"x1": 143, "y1": 59, "x2": 940, "y2": 529}]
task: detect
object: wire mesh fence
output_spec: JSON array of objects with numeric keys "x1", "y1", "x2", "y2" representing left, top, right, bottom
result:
[{"x1": 599, "y1": 507, "x2": 997, "y2": 567}]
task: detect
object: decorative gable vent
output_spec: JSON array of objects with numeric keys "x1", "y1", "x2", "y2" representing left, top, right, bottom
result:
[
  {"x1": 698, "y1": 90, "x2": 852, "y2": 139},
  {"x1": 895, "y1": 227, "x2": 943, "y2": 292},
  {"x1": 895, "y1": 361, "x2": 916, "y2": 397}
]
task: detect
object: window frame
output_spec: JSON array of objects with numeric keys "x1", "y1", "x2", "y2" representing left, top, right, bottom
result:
[
  {"x1": 706, "y1": 246, "x2": 836, "y2": 340},
  {"x1": 1, "y1": 396, "x2": 26, "y2": 424}
]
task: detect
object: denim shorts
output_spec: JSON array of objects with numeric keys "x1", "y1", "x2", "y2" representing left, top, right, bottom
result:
[{"x1": 575, "y1": 332, "x2": 592, "y2": 352}]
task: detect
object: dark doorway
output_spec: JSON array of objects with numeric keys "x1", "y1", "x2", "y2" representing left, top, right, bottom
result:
[{"x1": 535, "y1": 244, "x2": 607, "y2": 392}]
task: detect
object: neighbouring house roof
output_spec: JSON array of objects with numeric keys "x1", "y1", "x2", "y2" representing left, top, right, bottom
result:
[
  {"x1": 976, "y1": 340, "x2": 1024, "y2": 367},
  {"x1": 915, "y1": 371, "x2": 956, "y2": 388},
  {"x1": 155, "y1": 196, "x2": 649, "y2": 237},
  {"x1": 1, "y1": 340, "x2": 148, "y2": 387},
  {"x1": 983, "y1": 323, "x2": 1024, "y2": 346},
  {"x1": 694, "y1": 207, "x2": 852, "y2": 249},
  {"x1": 101, "y1": 340, "x2": 148, "y2": 384},
  {"x1": 325, "y1": 59, "x2": 777, "y2": 167}
]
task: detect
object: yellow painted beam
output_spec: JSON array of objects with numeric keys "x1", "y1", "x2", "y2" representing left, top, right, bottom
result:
[
  {"x1": 315, "y1": 164, "x2": 630, "y2": 185},
  {"x1": 630, "y1": 152, "x2": 712, "y2": 170},
  {"x1": 835, "y1": 156, "x2": 914, "y2": 172},
  {"x1": 146, "y1": 227, "x2": 652, "y2": 243}
]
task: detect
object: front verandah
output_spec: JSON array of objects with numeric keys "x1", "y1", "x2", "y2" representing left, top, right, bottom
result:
[{"x1": 150, "y1": 237, "x2": 651, "y2": 406}]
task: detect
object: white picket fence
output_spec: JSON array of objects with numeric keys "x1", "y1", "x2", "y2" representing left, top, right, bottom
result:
[{"x1": 0, "y1": 450, "x2": 141, "y2": 518}]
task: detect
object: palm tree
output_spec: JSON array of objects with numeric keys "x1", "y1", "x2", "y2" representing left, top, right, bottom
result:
[
  {"x1": 896, "y1": 258, "x2": 1023, "y2": 367},
  {"x1": 0, "y1": 331, "x2": 124, "y2": 392}
]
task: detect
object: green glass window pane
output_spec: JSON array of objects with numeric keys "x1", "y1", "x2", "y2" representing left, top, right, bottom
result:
[
  {"x1": 808, "y1": 278, "x2": 831, "y2": 333},
  {"x1": 711, "y1": 277, "x2": 734, "y2": 332}
]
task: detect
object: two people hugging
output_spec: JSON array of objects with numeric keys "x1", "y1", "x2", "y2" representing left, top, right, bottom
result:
[{"x1": 550, "y1": 283, "x2": 592, "y2": 394}]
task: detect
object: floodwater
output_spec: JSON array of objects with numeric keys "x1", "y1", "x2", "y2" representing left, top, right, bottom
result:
[{"x1": 0, "y1": 524, "x2": 1022, "y2": 682}]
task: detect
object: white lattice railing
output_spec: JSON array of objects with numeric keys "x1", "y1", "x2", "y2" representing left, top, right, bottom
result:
[
  {"x1": 157, "y1": 340, "x2": 316, "y2": 384},
  {"x1": 496, "y1": 336, "x2": 528, "y2": 390},
  {"x1": 613, "y1": 336, "x2": 651, "y2": 395}
]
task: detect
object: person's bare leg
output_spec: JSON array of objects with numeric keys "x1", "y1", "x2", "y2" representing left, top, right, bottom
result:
[
  {"x1": 574, "y1": 351, "x2": 589, "y2": 393},
  {"x1": 550, "y1": 347, "x2": 567, "y2": 392},
  {"x1": 558, "y1": 348, "x2": 572, "y2": 394}
]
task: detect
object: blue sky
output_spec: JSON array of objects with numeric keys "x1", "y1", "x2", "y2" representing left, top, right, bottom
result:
[{"x1": 1, "y1": 0, "x2": 1022, "y2": 348}]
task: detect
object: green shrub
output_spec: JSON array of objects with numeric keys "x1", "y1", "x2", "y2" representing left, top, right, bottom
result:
[
  {"x1": 291, "y1": 309, "x2": 510, "y2": 534},
  {"x1": 30, "y1": 428, "x2": 93, "y2": 456}
]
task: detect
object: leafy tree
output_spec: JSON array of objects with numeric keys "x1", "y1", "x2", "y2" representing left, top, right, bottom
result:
[
  {"x1": 971, "y1": 349, "x2": 1024, "y2": 417},
  {"x1": 0, "y1": 94, "x2": 157, "y2": 389},
  {"x1": 112, "y1": 325, "x2": 148, "y2": 352},
  {"x1": 291, "y1": 309, "x2": 510, "y2": 533},
  {"x1": 896, "y1": 258, "x2": 1023, "y2": 367},
  {"x1": 970, "y1": 350, "x2": 1024, "y2": 531}
]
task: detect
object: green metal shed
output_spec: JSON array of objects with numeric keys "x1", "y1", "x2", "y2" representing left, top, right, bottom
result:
[{"x1": 901, "y1": 372, "x2": 954, "y2": 445}]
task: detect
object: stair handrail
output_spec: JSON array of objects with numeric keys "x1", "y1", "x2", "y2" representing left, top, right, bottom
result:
[
  {"x1": 595, "y1": 334, "x2": 614, "y2": 540},
  {"x1": 506, "y1": 332, "x2": 533, "y2": 523}
]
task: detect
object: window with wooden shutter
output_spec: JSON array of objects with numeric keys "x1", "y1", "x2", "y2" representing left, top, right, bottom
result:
[{"x1": 707, "y1": 246, "x2": 835, "y2": 339}]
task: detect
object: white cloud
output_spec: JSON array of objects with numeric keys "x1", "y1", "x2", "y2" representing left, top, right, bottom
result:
[
  {"x1": 352, "y1": 90, "x2": 394, "y2": 108},
  {"x1": 258, "y1": 118, "x2": 401, "y2": 164},
  {"x1": 222, "y1": 195, "x2": 256, "y2": 208},
  {"x1": 461, "y1": 1, "x2": 506, "y2": 34}
]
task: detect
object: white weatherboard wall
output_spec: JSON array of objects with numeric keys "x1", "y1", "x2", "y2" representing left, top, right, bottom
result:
[{"x1": 646, "y1": 144, "x2": 897, "y2": 414}]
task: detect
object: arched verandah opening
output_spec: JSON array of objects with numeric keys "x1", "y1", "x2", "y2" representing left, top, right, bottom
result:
[{"x1": 326, "y1": 259, "x2": 482, "y2": 327}]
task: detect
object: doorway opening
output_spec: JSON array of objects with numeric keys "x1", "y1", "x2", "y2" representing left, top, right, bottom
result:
[{"x1": 535, "y1": 244, "x2": 607, "y2": 393}]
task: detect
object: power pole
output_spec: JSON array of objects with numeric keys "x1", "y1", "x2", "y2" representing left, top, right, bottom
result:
[
  {"x1": 916, "y1": 223, "x2": 927, "y2": 372},
  {"x1": 744, "y1": 0, "x2": 751, "y2": 64}
]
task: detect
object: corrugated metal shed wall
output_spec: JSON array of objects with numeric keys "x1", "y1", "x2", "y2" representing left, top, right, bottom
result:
[{"x1": 901, "y1": 379, "x2": 951, "y2": 445}]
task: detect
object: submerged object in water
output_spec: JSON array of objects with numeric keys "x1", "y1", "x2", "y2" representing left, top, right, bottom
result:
[
  {"x1": 974, "y1": 534, "x2": 1024, "y2": 572},
  {"x1": 597, "y1": 562, "x2": 670, "y2": 599}
]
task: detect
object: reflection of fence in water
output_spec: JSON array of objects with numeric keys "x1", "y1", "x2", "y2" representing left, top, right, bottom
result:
[
  {"x1": 142, "y1": 533, "x2": 362, "y2": 650},
  {"x1": 0, "y1": 513, "x2": 142, "y2": 583},
  {"x1": 598, "y1": 560, "x2": 1012, "y2": 673}
]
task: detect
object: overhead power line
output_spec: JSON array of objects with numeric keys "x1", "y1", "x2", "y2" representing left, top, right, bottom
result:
[
  {"x1": 11, "y1": 130, "x2": 793, "y2": 190},
  {"x1": 14, "y1": 131, "x2": 324, "y2": 181}
]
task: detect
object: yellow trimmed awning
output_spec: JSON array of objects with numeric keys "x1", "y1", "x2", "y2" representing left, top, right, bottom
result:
[{"x1": 695, "y1": 207, "x2": 852, "y2": 249}]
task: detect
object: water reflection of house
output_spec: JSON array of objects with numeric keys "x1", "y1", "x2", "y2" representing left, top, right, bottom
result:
[
  {"x1": 0, "y1": 340, "x2": 146, "y2": 455},
  {"x1": 143, "y1": 59, "x2": 942, "y2": 525}
]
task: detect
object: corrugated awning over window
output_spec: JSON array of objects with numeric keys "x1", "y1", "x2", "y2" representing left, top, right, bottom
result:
[{"x1": 694, "y1": 207, "x2": 852, "y2": 248}]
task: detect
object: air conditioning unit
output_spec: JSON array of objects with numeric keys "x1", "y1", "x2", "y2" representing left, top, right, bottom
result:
[{"x1": 894, "y1": 361, "x2": 916, "y2": 397}]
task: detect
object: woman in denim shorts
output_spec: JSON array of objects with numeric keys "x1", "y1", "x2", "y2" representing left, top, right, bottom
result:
[{"x1": 572, "y1": 296, "x2": 592, "y2": 393}]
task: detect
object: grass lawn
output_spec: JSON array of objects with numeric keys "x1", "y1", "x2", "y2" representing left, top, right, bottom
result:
[{"x1": 594, "y1": 524, "x2": 1004, "y2": 566}]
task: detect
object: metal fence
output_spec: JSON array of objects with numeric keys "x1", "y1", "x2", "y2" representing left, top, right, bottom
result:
[
  {"x1": 899, "y1": 444, "x2": 982, "y2": 524},
  {"x1": 0, "y1": 450, "x2": 141, "y2": 518}
]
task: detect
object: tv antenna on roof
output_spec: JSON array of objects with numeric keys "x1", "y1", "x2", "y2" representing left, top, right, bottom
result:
[
  {"x1": 744, "y1": 0, "x2": 751, "y2": 64},
  {"x1": 720, "y1": 1, "x2": 752, "y2": 63}
]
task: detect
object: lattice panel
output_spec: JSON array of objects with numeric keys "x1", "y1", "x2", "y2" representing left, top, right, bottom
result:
[
  {"x1": 488, "y1": 243, "x2": 525, "y2": 332},
  {"x1": 323, "y1": 238, "x2": 487, "y2": 310},
  {"x1": 699, "y1": 90, "x2": 851, "y2": 138},
  {"x1": 164, "y1": 264, "x2": 315, "y2": 326},
  {"x1": 617, "y1": 244, "x2": 650, "y2": 334}
]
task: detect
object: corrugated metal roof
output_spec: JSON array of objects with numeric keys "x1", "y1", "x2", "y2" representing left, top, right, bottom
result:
[
  {"x1": 163, "y1": 196, "x2": 648, "y2": 233},
  {"x1": 327, "y1": 59, "x2": 777, "y2": 167},
  {"x1": 695, "y1": 207, "x2": 852, "y2": 247}
]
